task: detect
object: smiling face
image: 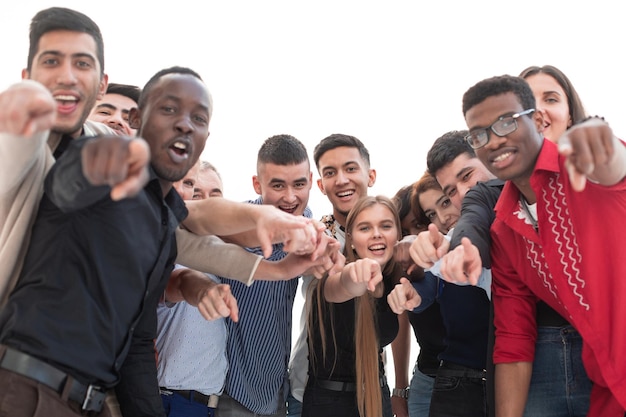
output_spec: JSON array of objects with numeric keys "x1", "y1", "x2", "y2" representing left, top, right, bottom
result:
[
  {"x1": 350, "y1": 203, "x2": 399, "y2": 266},
  {"x1": 253, "y1": 160, "x2": 312, "y2": 216},
  {"x1": 418, "y1": 188, "x2": 460, "y2": 234},
  {"x1": 465, "y1": 92, "x2": 544, "y2": 186},
  {"x1": 524, "y1": 72, "x2": 571, "y2": 143},
  {"x1": 434, "y1": 153, "x2": 494, "y2": 210},
  {"x1": 24, "y1": 30, "x2": 107, "y2": 138},
  {"x1": 89, "y1": 92, "x2": 137, "y2": 136},
  {"x1": 316, "y1": 146, "x2": 376, "y2": 225},
  {"x1": 130, "y1": 73, "x2": 210, "y2": 188}
]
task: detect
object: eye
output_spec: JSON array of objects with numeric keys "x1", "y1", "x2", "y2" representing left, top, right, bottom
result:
[
  {"x1": 441, "y1": 197, "x2": 451, "y2": 208},
  {"x1": 447, "y1": 188, "x2": 457, "y2": 198},
  {"x1": 358, "y1": 225, "x2": 370, "y2": 232},
  {"x1": 76, "y1": 60, "x2": 92, "y2": 69},
  {"x1": 97, "y1": 110, "x2": 112, "y2": 116},
  {"x1": 193, "y1": 114, "x2": 209, "y2": 125},
  {"x1": 461, "y1": 171, "x2": 472, "y2": 182},
  {"x1": 183, "y1": 180, "x2": 194, "y2": 188},
  {"x1": 272, "y1": 184, "x2": 285, "y2": 190},
  {"x1": 323, "y1": 170, "x2": 335, "y2": 178}
]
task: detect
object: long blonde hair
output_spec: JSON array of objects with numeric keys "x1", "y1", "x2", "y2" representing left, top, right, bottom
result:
[{"x1": 308, "y1": 196, "x2": 401, "y2": 417}]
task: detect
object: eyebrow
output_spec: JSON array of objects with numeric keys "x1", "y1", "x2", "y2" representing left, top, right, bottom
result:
[
  {"x1": 269, "y1": 177, "x2": 308, "y2": 185},
  {"x1": 95, "y1": 103, "x2": 117, "y2": 111},
  {"x1": 435, "y1": 194, "x2": 448, "y2": 206}
]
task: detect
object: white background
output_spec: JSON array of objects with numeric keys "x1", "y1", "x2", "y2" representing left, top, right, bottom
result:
[{"x1": 3, "y1": 0, "x2": 624, "y2": 390}]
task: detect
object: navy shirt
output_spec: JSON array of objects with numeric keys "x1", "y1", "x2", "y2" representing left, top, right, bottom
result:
[{"x1": 0, "y1": 137, "x2": 187, "y2": 388}]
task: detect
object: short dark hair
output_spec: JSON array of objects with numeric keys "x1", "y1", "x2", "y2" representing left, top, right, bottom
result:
[
  {"x1": 313, "y1": 133, "x2": 370, "y2": 170},
  {"x1": 426, "y1": 130, "x2": 472, "y2": 176},
  {"x1": 28, "y1": 7, "x2": 105, "y2": 74},
  {"x1": 106, "y1": 83, "x2": 141, "y2": 105},
  {"x1": 257, "y1": 134, "x2": 309, "y2": 166},
  {"x1": 462, "y1": 74, "x2": 536, "y2": 117},
  {"x1": 139, "y1": 66, "x2": 205, "y2": 110},
  {"x1": 519, "y1": 65, "x2": 587, "y2": 125}
]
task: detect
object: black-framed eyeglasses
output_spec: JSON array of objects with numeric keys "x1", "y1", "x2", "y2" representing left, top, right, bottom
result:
[{"x1": 465, "y1": 109, "x2": 535, "y2": 149}]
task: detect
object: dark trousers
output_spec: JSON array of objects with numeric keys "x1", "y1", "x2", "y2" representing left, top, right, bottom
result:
[
  {"x1": 301, "y1": 380, "x2": 392, "y2": 417},
  {"x1": 428, "y1": 362, "x2": 487, "y2": 417},
  {"x1": 0, "y1": 367, "x2": 111, "y2": 417}
]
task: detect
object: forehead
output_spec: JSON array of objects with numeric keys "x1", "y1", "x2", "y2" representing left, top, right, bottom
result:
[
  {"x1": 95, "y1": 93, "x2": 137, "y2": 111},
  {"x1": 35, "y1": 30, "x2": 99, "y2": 61},
  {"x1": 418, "y1": 188, "x2": 444, "y2": 209},
  {"x1": 258, "y1": 160, "x2": 310, "y2": 182},
  {"x1": 354, "y1": 204, "x2": 395, "y2": 223},
  {"x1": 318, "y1": 146, "x2": 367, "y2": 169},
  {"x1": 465, "y1": 92, "x2": 523, "y2": 130},
  {"x1": 198, "y1": 169, "x2": 223, "y2": 188},
  {"x1": 148, "y1": 74, "x2": 210, "y2": 109},
  {"x1": 525, "y1": 73, "x2": 566, "y2": 96}
]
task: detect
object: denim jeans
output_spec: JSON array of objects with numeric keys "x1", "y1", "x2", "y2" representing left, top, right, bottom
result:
[
  {"x1": 286, "y1": 390, "x2": 302, "y2": 416},
  {"x1": 523, "y1": 326, "x2": 591, "y2": 417},
  {"x1": 408, "y1": 364, "x2": 435, "y2": 417},
  {"x1": 161, "y1": 392, "x2": 216, "y2": 417},
  {"x1": 428, "y1": 362, "x2": 487, "y2": 417}
]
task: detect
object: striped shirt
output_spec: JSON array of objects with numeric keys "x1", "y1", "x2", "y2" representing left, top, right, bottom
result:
[{"x1": 221, "y1": 197, "x2": 312, "y2": 414}]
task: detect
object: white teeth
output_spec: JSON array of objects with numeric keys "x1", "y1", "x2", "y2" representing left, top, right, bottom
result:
[
  {"x1": 337, "y1": 191, "x2": 353, "y2": 197},
  {"x1": 369, "y1": 244, "x2": 385, "y2": 250},
  {"x1": 55, "y1": 95, "x2": 77, "y2": 101},
  {"x1": 493, "y1": 152, "x2": 511, "y2": 163},
  {"x1": 173, "y1": 142, "x2": 187, "y2": 150}
]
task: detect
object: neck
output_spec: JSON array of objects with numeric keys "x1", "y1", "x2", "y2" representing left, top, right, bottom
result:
[
  {"x1": 513, "y1": 179, "x2": 536, "y2": 204},
  {"x1": 333, "y1": 209, "x2": 348, "y2": 229},
  {"x1": 159, "y1": 180, "x2": 172, "y2": 198}
]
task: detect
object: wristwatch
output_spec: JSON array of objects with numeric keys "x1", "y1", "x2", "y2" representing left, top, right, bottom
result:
[{"x1": 392, "y1": 387, "x2": 409, "y2": 399}]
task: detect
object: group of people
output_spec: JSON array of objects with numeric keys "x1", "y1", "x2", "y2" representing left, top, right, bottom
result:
[{"x1": 0, "y1": 6, "x2": 624, "y2": 417}]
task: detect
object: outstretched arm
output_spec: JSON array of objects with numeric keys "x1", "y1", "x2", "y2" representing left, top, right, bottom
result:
[{"x1": 324, "y1": 258, "x2": 383, "y2": 303}]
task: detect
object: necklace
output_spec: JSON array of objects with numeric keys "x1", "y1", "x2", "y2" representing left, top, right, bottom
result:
[{"x1": 520, "y1": 195, "x2": 538, "y2": 232}]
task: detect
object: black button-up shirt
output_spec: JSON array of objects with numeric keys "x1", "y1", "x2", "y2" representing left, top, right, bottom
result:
[{"x1": 0, "y1": 136, "x2": 187, "y2": 388}]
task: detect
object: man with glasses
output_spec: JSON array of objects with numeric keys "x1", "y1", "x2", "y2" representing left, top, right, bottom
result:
[{"x1": 455, "y1": 74, "x2": 626, "y2": 416}]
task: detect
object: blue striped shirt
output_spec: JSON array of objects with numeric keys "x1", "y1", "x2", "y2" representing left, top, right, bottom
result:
[{"x1": 221, "y1": 197, "x2": 312, "y2": 414}]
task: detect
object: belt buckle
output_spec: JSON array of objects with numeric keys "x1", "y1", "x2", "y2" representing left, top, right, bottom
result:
[{"x1": 82, "y1": 384, "x2": 105, "y2": 412}]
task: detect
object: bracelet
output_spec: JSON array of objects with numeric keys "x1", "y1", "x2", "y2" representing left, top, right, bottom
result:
[
  {"x1": 392, "y1": 387, "x2": 409, "y2": 399},
  {"x1": 575, "y1": 115, "x2": 606, "y2": 126}
]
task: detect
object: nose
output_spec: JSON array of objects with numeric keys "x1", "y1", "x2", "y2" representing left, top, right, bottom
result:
[
  {"x1": 335, "y1": 170, "x2": 349, "y2": 185},
  {"x1": 56, "y1": 61, "x2": 78, "y2": 86},
  {"x1": 283, "y1": 187, "x2": 297, "y2": 203},
  {"x1": 174, "y1": 114, "x2": 194, "y2": 133},
  {"x1": 457, "y1": 183, "x2": 473, "y2": 200},
  {"x1": 484, "y1": 130, "x2": 506, "y2": 151}
]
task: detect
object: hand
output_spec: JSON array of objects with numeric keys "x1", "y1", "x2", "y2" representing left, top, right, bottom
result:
[
  {"x1": 196, "y1": 282, "x2": 239, "y2": 322},
  {"x1": 387, "y1": 277, "x2": 422, "y2": 314},
  {"x1": 558, "y1": 117, "x2": 619, "y2": 191},
  {"x1": 391, "y1": 395, "x2": 409, "y2": 417},
  {"x1": 305, "y1": 237, "x2": 345, "y2": 279},
  {"x1": 0, "y1": 80, "x2": 56, "y2": 136},
  {"x1": 254, "y1": 207, "x2": 313, "y2": 258},
  {"x1": 439, "y1": 237, "x2": 482, "y2": 285},
  {"x1": 342, "y1": 258, "x2": 383, "y2": 294},
  {"x1": 409, "y1": 224, "x2": 449, "y2": 268},
  {"x1": 394, "y1": 235, "x2": 417, "y2": 274},
  {"x1": 81, "y1": 135, "x2": 150, "y2": 200}
]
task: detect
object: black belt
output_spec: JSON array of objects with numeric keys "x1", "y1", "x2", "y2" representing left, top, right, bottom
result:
[
  {"x1": 315, "y1": 377, "x2": 386, "y2": 392},
  {"x1": 160, "y1": 388, "x2": 219, "y2": 408},
  {"x1": 0, "y1": 346, "x2": 106, "y2": 412},
  {"x1": 438, "y1": 360, "x2": 486, "y2": 380}
]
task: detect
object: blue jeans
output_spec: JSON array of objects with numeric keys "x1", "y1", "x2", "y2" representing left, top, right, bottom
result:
[
  {"x1": 523, "y1": 326, "x2": 591, "y2": 417},
  {"x1": 408, "y1": 365, "x2": 435, "y2": 417},
  {"x1": 286, "y1": 391, "x2": 302, "y2": 416},
  {"x1": 428, "y1": 362, "x2": 487, "y2": 417},
  {"x1": 161, "y1": 392, "x2": 215, "y2": 417}
]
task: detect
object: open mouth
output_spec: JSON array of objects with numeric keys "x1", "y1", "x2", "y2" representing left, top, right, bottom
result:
[
  {"x1": 368, "y1": 243, "x2": 386, "y2": 255},
  {"x1": 279, "y1": 204, "x2": 298, "y2": 214},
  {"x1": 168, "y1": 140, "x2": 190, "y2": 163},
  {"x1": 54, "y1": 94, "x2": 79, "y2": 114}
]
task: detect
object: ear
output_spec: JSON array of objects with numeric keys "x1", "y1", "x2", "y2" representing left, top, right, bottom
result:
[
  {"x1": 128, "y1": 107, "x2": 141, "y2": 130},
  {"x1": 317, "y1": 178, "x2": 326, "y2": 195},
  {"x1": 367, "y1": 169, "x2": 377, "y2": 187},
  {"x1": 21, "y1": 68, "x2": 29, "y2": 80},
  {"x1": 532, "y1": 109, "x2": 545, "y2": 134},
  {"x1": 97, "y1": 73, "x2": 109, "y2": 100},
  {"x1": 252, "y1": 175, "x2": 262, "y2": 195}
]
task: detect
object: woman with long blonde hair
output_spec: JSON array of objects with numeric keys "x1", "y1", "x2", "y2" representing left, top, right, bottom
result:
[{"x1": 302, "y1": 196, "x2": 403, "y2": 417}]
